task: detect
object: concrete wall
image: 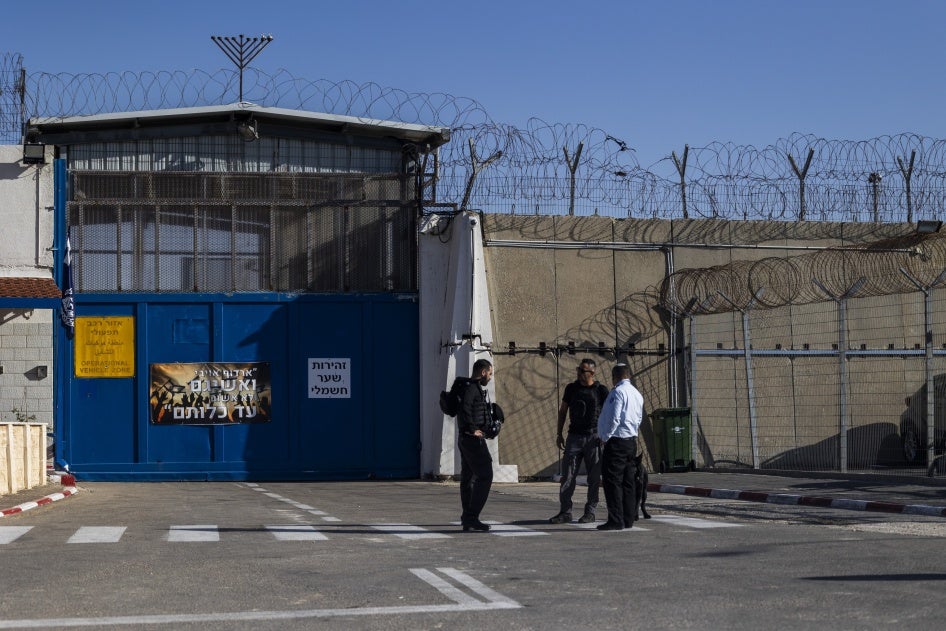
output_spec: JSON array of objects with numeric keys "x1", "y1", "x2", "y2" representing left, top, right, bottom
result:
[
  {"x1": 0, "y1": 144, "x2": 54, "y2": 273},
  {"x1": 0, "y1": 144, "x2": 56, "y2": 430},
  {"x1": 475, "y1": 214, "x2": 922, "y2": 477},
  {"x1": 0, "y1": 314, "x2": 54, "y2": 427}
]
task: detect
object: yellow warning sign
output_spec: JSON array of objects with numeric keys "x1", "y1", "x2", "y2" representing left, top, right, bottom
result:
[{"x1": 74, "y1": 316, "x2": 135, "y2": 378}]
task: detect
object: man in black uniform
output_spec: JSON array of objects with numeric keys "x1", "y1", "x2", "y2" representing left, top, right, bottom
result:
[
  {"x1": 456, "y1": 358, "x2": 495, "y2": 532},
  {"x1": 550, "y1": 358, "x2": 610, "y2": 524}
]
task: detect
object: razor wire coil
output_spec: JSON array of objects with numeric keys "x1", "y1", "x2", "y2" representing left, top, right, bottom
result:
[{"x1": 5, "y1": 55, "x2": 946, "y2": 223}]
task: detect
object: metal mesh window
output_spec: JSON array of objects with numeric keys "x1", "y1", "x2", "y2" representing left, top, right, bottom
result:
[
  {"x1": 67, "y1": 170, "x2": 417, "y2": 294},
  {"x1": 65, "y1": 135, "x2": 403, "y2": 174}
]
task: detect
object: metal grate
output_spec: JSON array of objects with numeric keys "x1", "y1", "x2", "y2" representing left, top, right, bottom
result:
[{"x1": 68, "y1": 171, "x2": 416, "y2": 293}]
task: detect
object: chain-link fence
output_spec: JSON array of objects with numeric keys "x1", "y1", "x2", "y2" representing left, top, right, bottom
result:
[{"x1": 686, "y1": 271, "x2": 946, "y2": 478}]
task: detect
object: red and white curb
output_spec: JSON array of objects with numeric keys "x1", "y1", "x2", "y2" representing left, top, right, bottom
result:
[
  {"x1": 1, "y1": 474, "x2": 79, "y2": 518},
  {"x1": 648, "y1": 483, "x2": 946, "y2": 518}
]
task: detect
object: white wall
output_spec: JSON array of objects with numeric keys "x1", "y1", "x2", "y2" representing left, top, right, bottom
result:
[
  {"x1": 417, "y1": 211, "x2": 517, "y2": 481},
  {"x1": 0, "y1": 144, "x2": 56, "y2": 428},
  {"x1": 0, "y1": 144, "x2": 55, "y2": 274}
]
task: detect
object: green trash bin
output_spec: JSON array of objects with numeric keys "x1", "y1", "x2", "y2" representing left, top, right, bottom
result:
[{"x1": 650, "y1": 408, "x2": 695, "y2": 473}]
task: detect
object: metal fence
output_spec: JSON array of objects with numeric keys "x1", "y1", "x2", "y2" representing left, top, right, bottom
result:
[{"x1": 685, "y1": 274, "x2": 946, "y2": 478}]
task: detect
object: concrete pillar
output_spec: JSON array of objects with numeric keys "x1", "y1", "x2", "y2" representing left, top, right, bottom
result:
[{"x1": 418, "y1": 211, "x2": 518, "y2": 481}]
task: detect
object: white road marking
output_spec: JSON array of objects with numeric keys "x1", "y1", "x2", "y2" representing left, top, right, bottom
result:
[
  {"x1": 450, "y1": 521, "x2": 548, "y2": 536},
  {"x1": 0, "y1": 568, "x2": 521, "y2": 628},
  {"x1": 651, "y1": 515, "x2": 743, "y2": 529},
  {"x1": 570, "y1": 522, "x2": 650, "y2": 531},
  {"x1": 0, "y1": 526, "x2": 32, "y2": 544},
  {"x1": 245, "y1": 485, "x2": 339, "y2": 522},
  {"x1": 437, "y1": 567, "x2": 521, "y2": 606},
  {"x1": 68, "y1": 527, "x2": 126, "y2": 544},
  {"x1": 370, "y1": 523, "x2": 451, "y2": 539},
  {"x1": 409, "y1": 569, "x2": 481, "y2": 604},
  {"x1": 481, "y1": 522, "x2": 547, "y2": 537},
  {"x1": 167, "y1": 525, "x2": 220, "y2": 542},
  {"x1": 266, "y1": 525, "x2": 328, "y2": 541}
]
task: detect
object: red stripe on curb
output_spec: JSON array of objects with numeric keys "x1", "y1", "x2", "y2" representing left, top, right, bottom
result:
[
  {"x1": 737, "y1": 491, "x2": 771, "y2": 502},
  {"x1": 863, "y1": 501, "x2": 907, "y2": 514},
  {"x1": 649, "y1": 483, "x2": 946, "y2": 518},
  {"x1": 798, "y1": 496, "x2": 834, "y2": 508},
  {"x1": 0, "y1": 484, "x2": 79, "y2": 518}
]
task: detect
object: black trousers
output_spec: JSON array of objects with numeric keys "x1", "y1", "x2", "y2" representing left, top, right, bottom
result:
[
  {"x1": 458, "y1": 434, "x2": 493, "y2": 523},
  {"x1": 601, "y1": 436, "x2": 638, "y2": 528}
]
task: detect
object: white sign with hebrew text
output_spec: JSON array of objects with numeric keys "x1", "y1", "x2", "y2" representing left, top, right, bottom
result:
[{"x1": 308, "y1": 358, "x2": 351, "y2": 398}]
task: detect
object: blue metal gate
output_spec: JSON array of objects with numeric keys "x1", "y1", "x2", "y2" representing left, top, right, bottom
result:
[{"x1": 56, "y1": 293, "x2": 420, "y2": 480}]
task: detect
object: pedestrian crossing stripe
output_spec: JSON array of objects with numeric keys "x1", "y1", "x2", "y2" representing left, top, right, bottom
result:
[
  {"x1": 266, "y1": 525, "x2": 329, "y2": 541},
  {"x1": 370, "y1": 523, "x2": 451, "y2": 539},
  {"x1": 468, "y1": 522, "x2": 548, "y2": 537},
  {"x1": 68, "y1": 526, "x2": 126, "y2": 544},
  {"x1": 0, "y1": 515, "x2": 742, "y2": 545},
  {"x1": 651, "y1": 515, "x2": 743, "y2": 529},
  {"x1": 0, "y1": 526, "x2": 31, "y2": 544},
  {"x1": 570, "y1": 522, "x2": 650, "y2": 531},
  {"x1": 167, "y1": 525, "x2": 220, "y2": 542}
]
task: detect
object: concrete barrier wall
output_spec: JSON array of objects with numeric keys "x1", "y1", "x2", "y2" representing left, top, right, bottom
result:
[
  {"x1": 0, "y1": 422, "x2": 47, "y2": 495},
  {"x1": 480, "y1": 214, "x2": 923, "y2": 477}
]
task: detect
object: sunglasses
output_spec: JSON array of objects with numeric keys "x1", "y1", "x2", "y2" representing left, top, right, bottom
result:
[{"x1": 579, "y1": 369, "x2": 595, "y2": 374}]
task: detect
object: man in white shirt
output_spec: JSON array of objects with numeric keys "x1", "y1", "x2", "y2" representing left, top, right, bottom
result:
[{"x1": 595, "y1": 363, "x2": 644, "y2": 531}]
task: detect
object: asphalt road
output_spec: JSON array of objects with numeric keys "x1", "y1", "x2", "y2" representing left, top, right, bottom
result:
[{"x1": 1, "y1": 479, "x2": 945, "y2": 630}]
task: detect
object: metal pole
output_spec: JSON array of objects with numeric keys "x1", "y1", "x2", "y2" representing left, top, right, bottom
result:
[
  {"x1": 898, "y1": 151, "x2": 916, "y2": 223},
  {"x1": 672, "y1": 145, "x2": 689, "y2": 220},
  {"x1": 742, "y1": 309, "x2": 760, "y2": 469},
  {"x1": 838, "y1": 296, "x2": 849, "y2": 473},
  {"x1": 868, "y1": 172, "x2": 882, "y2": 223},
  {"x1": 812, "y1": 276, "x2": 866, "y2": 473},
  {"x1": 719, "y1": 289, "x2": 763, "y2": 469},
  {"x1": 788, "y1": 148, "x2": 814, "y2": 222},
  {"x1": 925, "y1": 288, "x2": 935, "y2": 468},
  {"x1": 900, "y1": 267, "x2": 946, "y2": 471},
  {"x1": 689, "y1": 314, "x2": 698, "y2": 468},
  {"x1": 563, "y1": 143, "x2": 583, "y2": 216}
]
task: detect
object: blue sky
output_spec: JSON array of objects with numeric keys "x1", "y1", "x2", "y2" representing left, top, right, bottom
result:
[{"x1": 3, "y1": 0, "x2": 944, "y2": 166}]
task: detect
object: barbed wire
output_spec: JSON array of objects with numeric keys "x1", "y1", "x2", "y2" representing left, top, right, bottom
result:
[
  {"x1": 659, "y1": 231, "x2": 946, "y2": 317},
  {"x1": 4, "y1": 54, "x2": 946, "y2": 223}
]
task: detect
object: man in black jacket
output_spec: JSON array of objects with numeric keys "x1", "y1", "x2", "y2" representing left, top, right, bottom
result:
[
  {"x1": 550, "y1": 358, "x2": 609, "y2": 524},
  {"x1": 456, "y1": 358, "x2": 495, "y2": 532}
]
